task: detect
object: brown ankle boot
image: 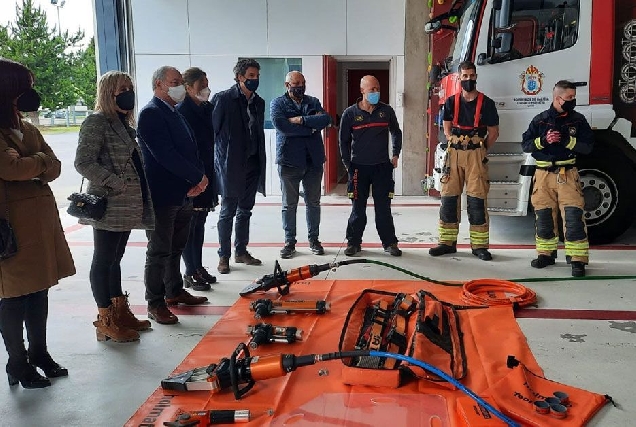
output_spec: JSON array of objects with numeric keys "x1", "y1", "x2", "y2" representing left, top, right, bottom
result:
[
  {"x1": 111, "y1": 294, "x2": 151, "y2": 331},
  {"x1": 94, "y1": 307, "x2": 140, "y2": 343}
]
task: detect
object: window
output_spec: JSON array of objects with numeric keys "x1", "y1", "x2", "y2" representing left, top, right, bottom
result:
[
  {"x1": 245, "y1": 58, "x2": 302, "y2": 129},
  {"x1": 490, "y1": 0, "x2": 580, "y2": 62}
]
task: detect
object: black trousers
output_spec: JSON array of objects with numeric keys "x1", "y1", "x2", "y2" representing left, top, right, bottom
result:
[
  {"x1": 0, "y1": 290, "x2": 49, "y2": 369},
  {"x1": 182, "y1": 210, "x2": 209, "y2": 276},
  {"x1": 346, "y1": 162, "x2": 397, "y2": 247},
  {"x1": 144, "y1": 202, "x2": 193, "y2": 307},
  {"x1": 90, "y1": 229, "x2": 131, "y2": 308}
]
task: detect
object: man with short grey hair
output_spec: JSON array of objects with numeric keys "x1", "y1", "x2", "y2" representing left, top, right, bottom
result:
[{"x1": 137, "y1": 66, "x2": 209, "y2": 325}]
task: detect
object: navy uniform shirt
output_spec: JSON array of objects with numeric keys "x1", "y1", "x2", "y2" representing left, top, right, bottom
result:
[
  {"x1": 339, "y1": 101, "x2": 402, "y2": 170},
  {"x1": 443, "y1": 93, "x2": 499, "y2": 137}
]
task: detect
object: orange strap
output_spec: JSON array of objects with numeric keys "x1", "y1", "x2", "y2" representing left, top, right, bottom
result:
[{"x1": 452, "y1": 92, "x2": 485, "y2": 130}]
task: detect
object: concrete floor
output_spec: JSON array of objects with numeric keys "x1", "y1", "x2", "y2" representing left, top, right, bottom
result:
[{"x1": 1, "y1": 133, "x2": 635, "y2": 426}]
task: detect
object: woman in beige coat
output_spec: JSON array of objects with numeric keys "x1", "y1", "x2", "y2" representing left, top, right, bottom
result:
[
  {"x1": 75, "y1": 71, "x2": 154, "y2": 343},
  {"x1": 0, "y1": 58, "x2": 75, "y2": 388}
]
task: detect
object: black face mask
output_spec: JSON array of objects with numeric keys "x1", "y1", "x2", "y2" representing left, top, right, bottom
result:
[
  {"x1": 16, "y1": 88, "x2": 41, "y2": 112},
  {"x1": 115, "y1": 90, "x2": 136, "y2": 111},
  {"x1": 461, "y1": 79, "x2": 477, "y2": 92},
  {"x1": 289, "y1": 86, "x2": 306, "y2": 99},
  {"x1": 561, "y1": 98, "x2": 576, "y2": 112}
]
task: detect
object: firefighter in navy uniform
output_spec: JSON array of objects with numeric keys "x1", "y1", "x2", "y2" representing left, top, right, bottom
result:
[
  {"x1": 429, "y1": 61, "x2": 500, "y2": 261},
  {"x1": 521, "y1": 80, "x2": 593, "y2": 277}
]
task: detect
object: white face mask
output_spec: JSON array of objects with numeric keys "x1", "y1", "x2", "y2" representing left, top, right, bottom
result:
[
  {"x1": 167, "y1": 84, "x2": 186, "y2": 103},
  {"x1": 196, "y1": 87, "x2": 211, "y2": 102}
]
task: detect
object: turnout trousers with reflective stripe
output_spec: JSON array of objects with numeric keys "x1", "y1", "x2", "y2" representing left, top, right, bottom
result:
[
  {"x1": 438, "y1": 142, "x2": 490, "y2": 249},
  {"x1": 531, "y1": 168, "x2": 589, "y2": 263}
]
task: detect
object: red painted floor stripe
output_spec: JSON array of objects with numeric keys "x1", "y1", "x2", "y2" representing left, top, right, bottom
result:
[
  {"x1": 128, "y1": 305, "x2": 636, "y2": 321},
  {"x1": 64, "y1": 224, "x2": 85, "y2": 234},
  {"x1": 66, "y1": 241, "x2": 636, "y2": 250}
]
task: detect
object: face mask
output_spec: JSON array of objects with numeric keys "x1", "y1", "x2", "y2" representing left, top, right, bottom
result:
[
  {"x1": 561, "y1": 98, "x2": 576, "y2": 112},
  {"x1": 167, "y1": 84, "x2": 187, "y2": 103},
  {"x1": 196, "y1": 87, "x2": 211, "y2": 102},
  {"x1": 115, "y1": 90, "x2": 135, "y2": 111},
  {"x1": 461, "y1": 79, "x2": 477, "y2": 92},
  {"x1": 16, "y1": 88, "x2": 41, "y2": 112},
  {"x1": 366, "y1": 91, "x2": 380, "y2": 105},
  {"x1": 289, "y1": 85, "x2": 305, "y2": 99},
  {"x1": 243, "y1": 78, "x2": 259, "y2": 92}
]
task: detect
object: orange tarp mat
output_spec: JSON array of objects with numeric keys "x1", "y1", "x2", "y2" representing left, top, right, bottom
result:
[{"x1": 125, "y1": 279, "x2": 544, "y2": 427}]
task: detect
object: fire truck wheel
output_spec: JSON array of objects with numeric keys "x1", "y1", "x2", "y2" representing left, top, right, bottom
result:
[{"x1": 574, "y1": 135, "x2": 636, "y2": 245}]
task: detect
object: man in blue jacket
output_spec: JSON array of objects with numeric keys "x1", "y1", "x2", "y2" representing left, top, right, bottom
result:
[
  {"x1": 137, "y1": 66, "x2": 209, "y2": 325},
  {"x1": 212, "y1": 59, "x2": 266, "y2": 274},
  {"x1": 271, "y1": 71, "x2": 331, "y2": 259}
]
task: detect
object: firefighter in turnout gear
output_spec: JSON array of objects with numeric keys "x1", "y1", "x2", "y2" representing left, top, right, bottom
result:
[
  {"x1": 429, "y1": 61, "x2": 500, "y2": 261},
  {"x1": 521, "y1": 80, "x2": 594, "y2": 277}
]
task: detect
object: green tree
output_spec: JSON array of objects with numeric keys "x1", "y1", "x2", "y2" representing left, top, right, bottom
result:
[
  {"x1": 73, "y1": 37, "x2": 97, "y2": 109},
  {"x1": 0, "y1": 0, "x2": 84, "y2": 112}
]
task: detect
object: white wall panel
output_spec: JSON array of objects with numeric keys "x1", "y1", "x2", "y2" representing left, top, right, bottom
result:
[
  {"x1": 188, "y1": 0, "x2": 268, "y2": 56},
  {"x1": 346, "y1": 0, "x2": 405, "y2": 55},
  {"x1": 300, "y1": 56, "x2": 324, "y2": 103},
  {"x1": 189, "y1": 56, "x2": 240, "y2": 95},
  {"x1": 131, "y1": 0, "x2": 190, "y2": 54},
  {"x1": 133, "y1": 55, "x2": 191, "y2": 112},
  {"x1": 267, "y1": 0, "x2": 347, "y2": 56}
]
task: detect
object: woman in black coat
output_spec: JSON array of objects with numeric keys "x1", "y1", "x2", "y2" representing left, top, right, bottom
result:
[{"x1": 177, "y1": 67, "x2": 218, "y2": 290}]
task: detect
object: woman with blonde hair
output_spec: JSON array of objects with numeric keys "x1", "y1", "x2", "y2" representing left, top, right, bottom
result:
[
  {"x1": 75, "y1": 71, "x2": 154, "y2": 342},
  {"x1": 0, "y1": 58, "x2": 75, "y2": 388}
]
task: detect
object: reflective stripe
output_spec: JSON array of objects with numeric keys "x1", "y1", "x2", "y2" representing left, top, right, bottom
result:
[
  {"x1": 536, "y1": 236, "x2": 559, "y2": 251},
  {"x1": 534, "y1": 137, "x2": 543, "y2": 150},
  {"x1": 565, "y1": 240, "x2": 589, "y2": 257},
  {"x1": 535, "y1": 159, "x2": 576, "y2": 167},
  {"x1": 439, "y1": 226, "x2": 459, "y2": 242},
  {"x1": 469, "y1": 230, "x2": 489, "y2": 245},
  {"x1": 566, "y1": 136, "x2": 576, "y2": 150}
]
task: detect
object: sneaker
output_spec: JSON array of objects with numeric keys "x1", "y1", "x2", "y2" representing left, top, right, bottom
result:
[
  {"x1": 530, "y1": 254, "x2": 556, "y2": 269},
  {"x1": 384, "y1": 243, "x2": 402, "y2": 257},
  {"x1": 344, "y1": 244, "x2": 361, "y2": 256},
  {"x1": 472, "y1": 248, "x2": 493, "y2": 261},
  {"x1": 217, "y1": 257, "x2": 230, "y2": 274},
  {"x1": 235, "y1": 252, "x2": 262, "y2": 265},
  {"x1": 280, "y1": 243, "x2": 296, "y2": 259},
  {"x1": 183, "y1": 274, "x2": 211, "y2": 291},
  {"x1": 196, "y1": 267, "x2": 217, "y2": 284},
  {"x1": 571, "y1": 261, "x2": 586, "y2": 277},
  {"x1": 429, "y1": 244, "x2": 457, "y2": 257},
  {"x1": 309, "y1": 240, "x2": 325, "y2": 255}
]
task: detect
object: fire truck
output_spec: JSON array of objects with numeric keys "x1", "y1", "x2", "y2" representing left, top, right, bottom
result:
[{"x1": 424, "y1": 0, "x2": 636, "y2": 244}]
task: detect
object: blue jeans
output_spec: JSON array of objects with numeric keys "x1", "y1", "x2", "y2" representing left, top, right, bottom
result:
[
  {"x1": 217, "y1": 158, "x2": 260, "y2": 258},
  {"x1": 182, "y1": 210, "x2": 209, "y2": 276},
  {"x1": 279, "y1": 164, "x2": 323, "y2": 244}
]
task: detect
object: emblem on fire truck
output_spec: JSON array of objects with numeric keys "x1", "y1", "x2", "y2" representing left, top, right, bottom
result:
[{"x1": 519, "y1": 65, "x2": 544, "y2": 95}]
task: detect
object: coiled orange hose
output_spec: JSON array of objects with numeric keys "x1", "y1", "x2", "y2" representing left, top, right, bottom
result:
[{"x1": 461, "y1": 278, "x2": 537, "y2": 308}]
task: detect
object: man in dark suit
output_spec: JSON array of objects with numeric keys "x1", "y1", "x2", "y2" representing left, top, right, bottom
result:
[
  {"x1": 137, "y1": 66, "x2": 208, "y2": 325},
  {"x1": 212, "y1": 58, "x2": 266, "y2": 274}
]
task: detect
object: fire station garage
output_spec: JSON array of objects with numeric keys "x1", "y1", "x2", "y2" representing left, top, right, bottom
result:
[{"x1": 2, "y1": 1, "x2": 635, "y2": 426}]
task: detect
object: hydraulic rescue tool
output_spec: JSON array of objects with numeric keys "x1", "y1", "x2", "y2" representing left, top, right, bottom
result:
[
  {"x1": 163, "y1": 409, "x2": 251, "y2": 426},
  {"x1": 239, "y1": 260, "x2": 335, "y2": 296},
  {"x1": 246, "y1": 323, "x2": 303, "y2": 349},
  {"x1": 160, "y1": 343, "x2": 519, "y2": 426},
  {"x1": 249, "y1": 299, "x2": 330, "y2": 318}
]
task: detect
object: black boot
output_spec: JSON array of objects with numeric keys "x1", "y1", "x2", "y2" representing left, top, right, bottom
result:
[
  {"x1": 531, "y1": 254, "x2": 556, "y2": 269},
  {"x1": 6, "y1": 363, "x2": 51, "y2": 388},
  {"x1": 25, "y1": 290, "x2": 68, "y2": 378},
  {"x1": 571, "y1": 261, "x2": 586, "y2": 277},
  {"x1": 429, "y1": 243, "x2": 457, "y2": 257}
]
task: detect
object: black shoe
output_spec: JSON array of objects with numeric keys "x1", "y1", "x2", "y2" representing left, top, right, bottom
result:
[
  {"x1": 196, "y1": 268, "x2": 217, "y2": 284},
  {"x1": 280, "y1": 243, "x2": 296, "y2": 259},
  {"x1": 472, "y1": 248, "x2": 493, "y2": 261},
  {"x1": 28, "y1": 352, "x2": 68, "y2": 378},
  {"x1": 551, "y1": 250, "x2": 558, "y2": 259},
  {"x1": 309, "y1": 240, "x2": 325, "y2": 255},
  {"x1": 571, "y1": 261, "x2": 586, "y2": 277},
  {"x1": 183, "y1": 274, "x2": 211, "y2": 291},
  {"x1": 7, "y1": 364, "x2": 51, "y2": 388},
  {"x1": 344, "y1": 244, "x2": 361, "y2": 256},
  {"x1": 531, "y1": 254, "x2": 556, "y2": 269},
  {"x1": 429, "y1": 244, "x2": 457, "y2": 257},
  {"x1": 384, "y1": 243, "x2": 402, "y2": 257},
  {"x1": 565, "y1": 255, "x2": 572, "y2": 265}
]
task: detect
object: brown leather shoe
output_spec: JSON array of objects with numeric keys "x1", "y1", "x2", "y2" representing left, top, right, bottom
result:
[
  {"x1": 165, "y1": 289, "x2": 208, "y2": 306},
  {"x1": 235, "y1": 252, "x2": 262, "y2": 265},
  {"x1": 147, "y1": 305, "x2": 178, "y2": 325},
  {"x1": 217, "y1": 257, "x2": 230, "y2": 274}
]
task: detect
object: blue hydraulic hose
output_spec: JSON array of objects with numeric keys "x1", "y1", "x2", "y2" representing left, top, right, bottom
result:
[{"x1": 368, "y1": 351, "x2": 520, "y2": 427}]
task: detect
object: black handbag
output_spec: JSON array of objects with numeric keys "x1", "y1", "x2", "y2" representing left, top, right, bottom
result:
[
  {"x1": 67, "y1": 178, "x2": 107, "y2": 220},
  {"x1": 0, "y1": 182, "x2": 17, "y2": 260}
]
